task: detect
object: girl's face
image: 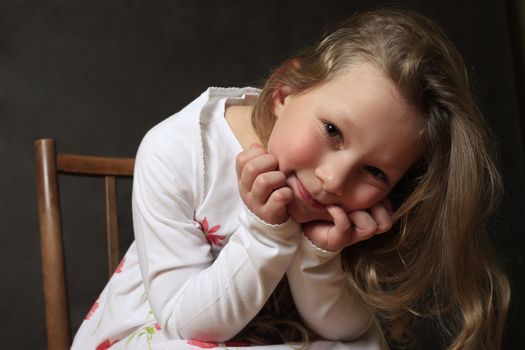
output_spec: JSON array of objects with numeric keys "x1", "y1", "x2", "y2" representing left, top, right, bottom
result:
[{"x1": 268, "y1": 63, "x2": 423, "y2": 223}]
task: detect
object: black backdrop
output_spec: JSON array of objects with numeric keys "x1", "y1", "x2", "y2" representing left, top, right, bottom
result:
[{"x1": 1, "y1": 1, "x2": 523, "y2": 349}]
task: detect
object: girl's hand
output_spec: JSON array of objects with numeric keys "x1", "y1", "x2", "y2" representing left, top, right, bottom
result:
[
  {"x1": 236, "y1": 144, "x2": 294, "y2": 225},
  {"x1": 302, "y1": 200, "x2": 393, "y2": 251}
]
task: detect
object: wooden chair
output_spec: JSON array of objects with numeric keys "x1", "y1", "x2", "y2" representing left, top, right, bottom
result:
[{"x1": 35, "y1": 138, "x2": 135, "y2": 350}]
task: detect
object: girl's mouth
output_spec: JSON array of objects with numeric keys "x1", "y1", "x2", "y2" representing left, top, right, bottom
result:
[{"x1": 293, "y1": 175, "x2": 326, "y2": 209}]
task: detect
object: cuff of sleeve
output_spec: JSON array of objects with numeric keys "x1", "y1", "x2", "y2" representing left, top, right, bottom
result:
[
  {"x1": 300, "y1": 233, "x2": 341, "y2": 265},
  {"x1": 242, "y1": 205, "x2": 300, "y2": 241}
]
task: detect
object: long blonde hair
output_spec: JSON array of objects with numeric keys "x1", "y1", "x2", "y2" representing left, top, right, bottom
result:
[{"x1": 250, "y1": 8, "x2": 511, "y2": 349}]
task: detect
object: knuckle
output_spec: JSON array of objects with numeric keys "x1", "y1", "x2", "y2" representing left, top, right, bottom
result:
[
  {"x1": 272, "y1": 189, "x2": 286, "y2": 203},
  {"x1": 340, "y1": 222, "x2": 352, "y2": 233},
  {"x1": 275, "y1": 171, "x2": 286, "y2": 182},
  {"x1": 378, "y1": 221, "x2": 392, "y2": 233},
  {"x1": 254, "y1": 173, "x2": 270, "y2": 188},
  {"x1": 244, "y1": 161, "x2": 258, "y2": 175},
  {"x1": 264, "y1": 153, "x2": 278, "y2": 165},
  {"x1": 362, "y1": 222, "x2": 378, "y2": 236},
  {"x1": 236, "y1": 152, "x2": 248, "y2": 166}
]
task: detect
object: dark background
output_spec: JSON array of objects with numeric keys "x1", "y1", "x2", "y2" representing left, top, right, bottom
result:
[{"x1": 1, "y1": 1, "x2": 523, "y2": 349}]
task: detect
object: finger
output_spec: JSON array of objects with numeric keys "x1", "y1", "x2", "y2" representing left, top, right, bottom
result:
[
  {"x1": 325, "y1": 205, "x2": 353, "y2": 249},
  {"x1": 251, "y1": 171, "x2": 287, "y2": 203},
  {"x1": 383, "y1": 198, "x2": 394, "y2": 214},
  {"x1": 326, "y1": 205, "x2": 352, "y2": 234},
  {"x1": 249, "y1": 143, "x2": 264, "y2": 149},
  {"x1": 348, "y1": 210, "x2": 378, "y2": 237},
  {"x1": 238, "y1": 153, "x2": 278, "y2": 192},
  {"x1": 368, "y1": 201, "x2": 394, "y2": 234},
  {"x1": 265, "y1": 186, "x2": 294, "y2": 212},
  {"x1": 235, "y1": 145, "x2": 266, "y2": 179}
]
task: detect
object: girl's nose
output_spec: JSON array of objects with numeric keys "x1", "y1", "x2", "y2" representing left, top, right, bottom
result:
[{"x1": 315, "y1": 157, "x2": 355, "y2": 196}]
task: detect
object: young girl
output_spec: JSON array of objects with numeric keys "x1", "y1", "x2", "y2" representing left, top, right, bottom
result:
[{"x1": 72, "y1": 8, "x2": 510, "y2": 350}]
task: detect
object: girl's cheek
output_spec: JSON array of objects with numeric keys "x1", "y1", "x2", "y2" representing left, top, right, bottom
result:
[
  {"x1": 347, "y1": 186, "x2": 385, "y2": 211},
  {"x1": 291, "y1": 133, "x2": 323, "y2": 163}
]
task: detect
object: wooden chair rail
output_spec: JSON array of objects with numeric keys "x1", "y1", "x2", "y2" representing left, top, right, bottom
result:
[
  {"x1": 35, "y1": 138, "x2": 135, "y2": 350},
  {"x1": 35, "y1": 139, "x2": 71, "y2": 350},
  {"x1": 57, "y1": 153, "x2": 134, "y2": 176}
]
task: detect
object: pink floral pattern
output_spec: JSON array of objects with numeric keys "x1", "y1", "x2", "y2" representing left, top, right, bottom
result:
[
  {"x1": 197, "y1": 216, "x2": 225, "y2": 247},
  {"x1": 115, "y1": 257, "x2": 126, "y2": 273},
  {"x1": 96, "y1": 339, "x2": 119, "y2": 350},
  {"x1": 85, "y1": 297, "x2": 100, "y2": 320}
]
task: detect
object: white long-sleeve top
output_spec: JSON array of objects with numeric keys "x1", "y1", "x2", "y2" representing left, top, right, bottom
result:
[{"x1": 71, "y1": 87, "x2": 379, "y2": 350}]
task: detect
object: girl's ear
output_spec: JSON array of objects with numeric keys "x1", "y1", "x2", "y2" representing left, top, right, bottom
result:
[{"x1": 271, "y1": 85, "x2": 294, "y2": 118}]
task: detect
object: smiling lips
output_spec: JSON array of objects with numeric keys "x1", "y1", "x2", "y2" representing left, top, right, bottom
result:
[{"x1": 293, "y1": 175, "x2": 326, "y2": 209}]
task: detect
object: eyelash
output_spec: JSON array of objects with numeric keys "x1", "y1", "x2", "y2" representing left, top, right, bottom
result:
[
  {"x1": 322, "y1": 121, "x2": 343, "y2": 144},
  {"x1": 364, "y1": 165, "x2": 387, "y2": 182}
]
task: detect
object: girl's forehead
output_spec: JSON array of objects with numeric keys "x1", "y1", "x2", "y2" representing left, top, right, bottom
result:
[{"x1": 311, "y1": 64, "x2": 419, "y2": 120}]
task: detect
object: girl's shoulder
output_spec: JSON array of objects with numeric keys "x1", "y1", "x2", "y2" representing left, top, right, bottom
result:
[
  {"x1": 134, "y1": 87, "x2": 259, "y2": 205},
  {"x1": 201, "y1": 87, "x2": 260, "y2": 124},
  {"x1": 139, "y1": 87, "x2": 259, "y2": 152},
  {"x1": 135, "y1": 86, "x2": 259, "y2": 173},
  {"x1": 150, "y1": 86, "x2": 259, "y2": 129}
]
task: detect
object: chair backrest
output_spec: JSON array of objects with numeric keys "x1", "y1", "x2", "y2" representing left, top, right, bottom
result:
[{"x1": 34, "y1": 138, "x2": 135, "y2": 350}]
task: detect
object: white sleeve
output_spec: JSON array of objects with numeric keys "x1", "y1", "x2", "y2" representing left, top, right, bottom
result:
[
  {"x1": 286, "y1": 234, "x2": 373, "y2": 341},
  {"x1": 132, "y1": 126, "x2": 301, "y2": 342}
]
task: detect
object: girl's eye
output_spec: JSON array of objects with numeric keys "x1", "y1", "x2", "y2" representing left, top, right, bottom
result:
[
  {"x1": 322, "y1": 121, "x2": 343, "y2": 143},
  {"x1": 364, "y1": 165, "x2": 387, "y2": 182}
]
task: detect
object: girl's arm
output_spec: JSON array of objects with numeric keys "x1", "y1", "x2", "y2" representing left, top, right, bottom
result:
[
  {"x1": 287, "y1": 204, "x2": 392, "y2": 341},
  {"x1": 133, "y1": 124, "x2": 300, "y2": 342},
  {"x1": 286, "y1": 236, "x2": 372, "y2": 341}
]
